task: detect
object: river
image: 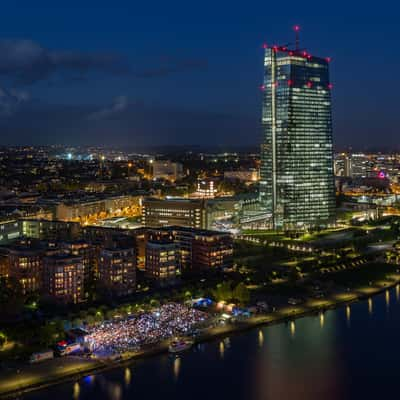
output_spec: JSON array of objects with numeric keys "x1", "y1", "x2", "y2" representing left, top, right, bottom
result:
[{"x1": 22, "y1": 285, "x2": 400, "y2": 400}]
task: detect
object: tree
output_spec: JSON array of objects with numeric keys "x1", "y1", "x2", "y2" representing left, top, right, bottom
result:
[
  {"x1": 184, "y1": 291, "x2": 192, "y2": 301},
  {"x1": 150, "y1": 299, "x2": 160, "y2": 308},
  {"x1": 39, "y1": 321, "x2": 64, "y2": 347},
  {"x1": 0, "y1": 277, "x2": 24, "y2": 318},
  {"x1": 0, "y1": 332, "x2": 7, "y2": 348},
  {"x1": 73, "y1": 318, "x2": 83, "y2": 328},
  {"x1": 212, "y1": 281, "x2": 233, "y2": 302},
  {"x1": 233, "y1": 283, "x2": 250, "y2": 305},
  {"x1": 288, "y1": 267, "x2": 301, "y2": 284}
]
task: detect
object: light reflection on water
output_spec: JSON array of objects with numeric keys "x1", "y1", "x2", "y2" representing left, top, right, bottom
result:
[
  {"x1": 24, "y1": 288, "x2": 400, "y2": 400},
  {"x1": 290, "y1": 320, "x2": 295, "y2": 337},
  {"x1": 124, "y1": 368, "x2": 131, "y2": 387}
]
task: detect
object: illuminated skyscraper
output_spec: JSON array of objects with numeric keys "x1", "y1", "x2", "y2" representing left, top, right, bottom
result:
[{"x1": 259, "y1": 37, "x2": 335, "y2": 229}]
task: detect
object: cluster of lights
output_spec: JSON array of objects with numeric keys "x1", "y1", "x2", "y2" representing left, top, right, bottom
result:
[
  {"x1": 261, "y1": 45, "x2": 332, "y2": 64},
  {"x1": 260, "y1": 81, "x2": 333, "y2": 90}
]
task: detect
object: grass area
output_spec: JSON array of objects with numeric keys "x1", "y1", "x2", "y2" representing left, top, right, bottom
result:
[{"x1": 327, "y1": 263, "x2": 398, "y2": 287}]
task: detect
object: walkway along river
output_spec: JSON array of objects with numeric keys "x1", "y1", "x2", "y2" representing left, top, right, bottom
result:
[{"x1": 20, "y1": 283, "x2": 400, "y2": 400}]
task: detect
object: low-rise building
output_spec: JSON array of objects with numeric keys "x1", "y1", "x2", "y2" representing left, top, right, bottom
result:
[
  {"x1": 142, "y1": 198, "x2": 207, "y2": 229},
  {"x1": 152, "y1": 160, "x2": 183, "y2": 182},
  {"x1": 61, "y1": 240, "x2": 97, "y2": 297},
  {"x1": 8, "y1": 244, "x2": 44, "y2": 294},
  {"x1": 192, "y1": 230, "x2": 233, "y2": 270},
  {"x1": 224, "y1": 169, "x2": 259, "y2": 182},
  {"x1": 145, "y1": 240, "x2": 179, "y2": 280},
  {"x1": 43, "y1": 254, "x2": 84, "y2": 303},
  {"x1": 98, "y1": 247, "x2": 136, "y2": 296},
  {"x1": 0, "y1": 219, "x2": 21, "y2": 245}
]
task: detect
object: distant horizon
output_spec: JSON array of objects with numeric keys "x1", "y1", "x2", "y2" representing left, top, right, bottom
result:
[{"x1": 3, "y1": 143, "x2": 400, "y2": 154}]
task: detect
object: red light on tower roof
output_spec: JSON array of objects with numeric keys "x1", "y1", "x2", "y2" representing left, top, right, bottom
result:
[
  {"x1": 306, "y1": 81, "x2": 312, "y2": 88},
  {"x1": 325, "y1": 56, "x2": 332, "y2": 63},
  {"x1": 293, "y1": 25, "x2": 301, "y2": 50},
  {"x1": 260, "y1": 84, "x2": 265, "y2": 91},
  {"x1": 289, "y1": 51, "x2": 294, "y2": 56},
  {"x1": 262, "y1": 43, "x2": 268, "y2": 49},
  {"x1": 302, "y1": 51, "x2": 307, "y2": 57},
  {"x1": 328, "y1": 83, "x2": 333, "y2": 90}
]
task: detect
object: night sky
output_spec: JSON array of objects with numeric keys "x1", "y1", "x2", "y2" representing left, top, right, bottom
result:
[{"x1": 0, "y1": 0, "x2": 398, "y2": 149}]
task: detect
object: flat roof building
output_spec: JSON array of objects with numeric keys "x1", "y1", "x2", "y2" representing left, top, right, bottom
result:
[
  {"x1": 43, "y1": 254, "x2": 84, "y2": 304},
  {"x1": 142, "y1": 198, "x2": 207, "y2": 229},
  {"x1": 98, "y1": 247, "x2": 136, "y2": 297},
  {"x1": 259, "y1": 40, "x2": 335, "y2": 229}
]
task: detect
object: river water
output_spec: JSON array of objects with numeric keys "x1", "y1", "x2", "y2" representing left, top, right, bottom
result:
[{"x1": 23, "y1": 286, "x2": 400, "y2": 400}]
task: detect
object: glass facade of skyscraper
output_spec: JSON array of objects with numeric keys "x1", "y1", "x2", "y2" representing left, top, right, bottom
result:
[{"x1": 259, "y1": 46, "x2": 335, "y2": 230}]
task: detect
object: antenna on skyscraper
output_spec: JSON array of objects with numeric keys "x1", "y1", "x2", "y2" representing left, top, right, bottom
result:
[{"x1": 293, "y1": 25, "x2": 300, "y2": 50}]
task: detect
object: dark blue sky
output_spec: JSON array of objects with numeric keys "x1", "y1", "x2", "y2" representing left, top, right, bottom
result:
[{"x1": 0, "y1": 0, "x2": 398, "y2": 149}]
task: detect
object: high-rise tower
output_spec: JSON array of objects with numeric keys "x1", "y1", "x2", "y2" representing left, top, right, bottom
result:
[{"x1": 259, "y1": 36, "x2": 335, "y2": 230}]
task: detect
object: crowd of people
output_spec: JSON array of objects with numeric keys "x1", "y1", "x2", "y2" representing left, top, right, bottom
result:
[{"x1": 85, "y1": 303, "x2": 209, "y2": 356}]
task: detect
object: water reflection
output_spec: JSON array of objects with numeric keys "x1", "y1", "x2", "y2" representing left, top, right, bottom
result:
[
  {"x1": 346, "y1": 305, "x2": 351, "y2": 325},
  {"x1": 290, "y1": 321, "x2": 295, "y2": 337},
  {"x1": 173, "y1": 356, "x2": 181, "y2": 381},
  {"x1": 109, "y1": 383, "x2": 122, "y2": 400},
  {"x1": 124, "y1": 367, "x2": 131, "y2": 387},
  {"x1": 320, "y1": 312, "x2": 325, "y2": 328},
  {"x1": 386, "y1": 290, "x2": 390, "y2": 310},
  {"x1": 83, "y1": 375, "x2": 95, "y2": 386},
  {"x1": 73, "y1": 382, "x2": 80, "y2": 400},
  {"x1": 25, "y1": 289, "x2": 400, "y2": 400},
  {"x1": 396, "y1": 284, "x2": 400, "y2": 302},
  {"x1": 258, "y1": 329, "x2": 264, "y2": 347},
  {"x1": 219, "y1": 341, "x2": 225, "y2": 358},
  {"x1": 368, "y1": 298, "x2": 373, "y2": 315},
  {"x1": 254, "y1": 310, "x2": 343, "y2": 400}
]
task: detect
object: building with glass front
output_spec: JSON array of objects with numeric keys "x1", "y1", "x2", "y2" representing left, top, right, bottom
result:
[{"x1": 259, "y1": 45, "x2": 335, "y2": 230}]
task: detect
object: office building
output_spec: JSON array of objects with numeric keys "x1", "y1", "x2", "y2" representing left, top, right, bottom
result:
[
  {"x1": 259, "y1": 41, "x2": 336, "y2": 229},
  {"x1": 142, "y1": 198, "x2": 207, "y2": 229}
]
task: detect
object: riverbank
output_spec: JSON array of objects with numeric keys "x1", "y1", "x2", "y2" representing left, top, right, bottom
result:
[{"x1": 1, "y1": 274, "x2": 400, "y2": 399}]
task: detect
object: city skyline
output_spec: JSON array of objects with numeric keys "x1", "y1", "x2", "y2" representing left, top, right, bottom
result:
[{"x1": 0, "y1": 1, "x2": 398, "y2": 148}]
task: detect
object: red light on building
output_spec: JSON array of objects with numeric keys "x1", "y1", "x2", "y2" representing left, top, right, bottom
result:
[
  {"x1": 306, "y1": 81, "x2": 312, "y2": 88},
  {"x1": 289, "y1": 51, "x2": 294, "y2": 56},
  {"x1": 325, "y1": 57, "x2": 331, "y2": 63},
  {"x1": 274, "y1": 81, "x2": 279, "y2": 87},
  {"x1": 288, "y1": 79, "x2": 293, "y2": 86},
  {"x1": 262, "y1": 43, "x2": 268, "y2": 49},
  {"x1": 260, "y1": 85, "x2": 265, "y2": 91},
  {"x1": 328, "y1": 83, "x2": 333, "y2": 90},
  {"x1": 272, "y1": 45, "x2": 278, "y2": 52},
  {"x1": 294, "y1": 25, "x2": 300, "y2": 32},
  {"x1": 302, "y1": 51, "x2": 307, "y2": 57}
]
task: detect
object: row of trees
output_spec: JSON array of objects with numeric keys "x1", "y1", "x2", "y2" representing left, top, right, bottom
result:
[{"x1": 211, "y1": 281, "x2": 250, "y2": 305}]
